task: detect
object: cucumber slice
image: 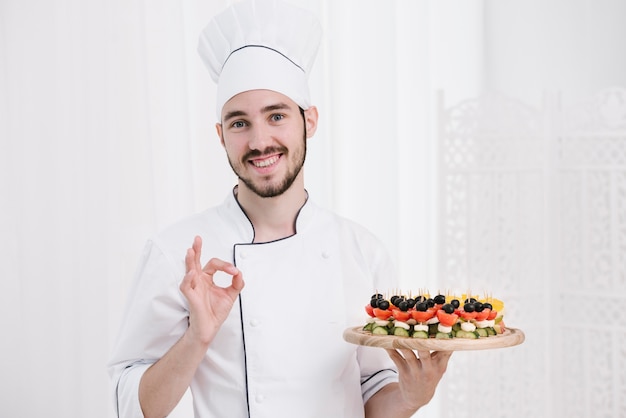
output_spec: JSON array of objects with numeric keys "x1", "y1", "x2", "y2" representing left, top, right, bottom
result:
[
  {"x1": 393, "y1": 327, "x2": 410, "y2": 337},
  {"x1": 486, "y1": 327, "x2": 497, "y2": 336},
  {"x1": 372, "y1": 326, "x2": 389, "y2": 335},
  {"x1": 476, "y1": 328, "x2": 489, "y2": 337},
  {"x1": 363, "y1": 322, "x2": 374, "y2": 332},
  {"x1": 428, "y1": 323, "x2": 439, "y2": 336},
  {"x1": 412, "y1": 330, "x2": 429, "y2": 339},
  {"x1": 436, "y1": 332, "x2": 453, "y2": 339},
  {"x1": 455, "y1": 330, "x2": 479, "y2": 339}
]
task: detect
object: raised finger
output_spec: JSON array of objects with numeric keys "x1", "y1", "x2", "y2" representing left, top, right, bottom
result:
[
  {"x1": 185, "y1": 247, "x2": 197, "y2": 274},
  {"x1": 184, "y1": 236, "x2": 203, "y2": 273},
  {"x1": 192, "y1": 236, "x2": 203, "y2": 268}
]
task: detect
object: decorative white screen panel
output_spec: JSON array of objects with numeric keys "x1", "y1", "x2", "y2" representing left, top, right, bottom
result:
[{"x1": 436, "y1": 88, "x2": 626, "y2": 417}]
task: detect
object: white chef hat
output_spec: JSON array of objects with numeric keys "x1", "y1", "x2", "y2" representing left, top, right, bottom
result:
[{"x1": 197, "y1": 0, "x2": 322, "y2": 120}]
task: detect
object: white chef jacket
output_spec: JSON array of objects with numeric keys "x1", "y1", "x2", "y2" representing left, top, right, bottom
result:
[{"x1": 108, "y1": 190, "x2": 399, "y2": 418}]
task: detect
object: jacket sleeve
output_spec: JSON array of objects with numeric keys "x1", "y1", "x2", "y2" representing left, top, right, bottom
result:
[
  {"x1": 111, "y1": 361, "x2": 152, "y2": 417},
  {"x1": 358, "y1": 346, "x2": 399, "y2": 403},
  {"x1": 107, "y1": 238, "x2": 189, "y2": 417}
]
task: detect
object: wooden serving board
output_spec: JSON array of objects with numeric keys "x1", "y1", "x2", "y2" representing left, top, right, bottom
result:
[{"x1": 343, "y1": 326, "x2": 525, "y2": 351}]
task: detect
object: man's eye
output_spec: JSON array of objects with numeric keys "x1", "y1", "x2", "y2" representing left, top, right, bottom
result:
[
  {"x1": 232, "y1": 121, "x2": 246, "y2": 128},
  {"x1": 271, "y1": 114, "x2": 284, "y2": 122}
]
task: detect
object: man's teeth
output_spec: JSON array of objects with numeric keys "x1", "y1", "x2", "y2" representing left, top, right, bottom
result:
[{"x1": 253, "y1": 155, "x2": 279, "y2": 168}]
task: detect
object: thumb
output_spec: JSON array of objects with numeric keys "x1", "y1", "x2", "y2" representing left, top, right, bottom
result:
[{"x1": 226, "y1": 270, "x2": 245, "y2": 296}]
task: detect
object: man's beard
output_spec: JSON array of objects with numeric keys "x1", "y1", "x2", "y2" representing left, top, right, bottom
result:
[{"x1": 228, "y1": 134, "x2": 307, "y2": 198}]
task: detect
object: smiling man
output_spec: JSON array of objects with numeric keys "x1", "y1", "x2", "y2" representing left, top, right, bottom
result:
[
  {"x1": 108, "y1": 1, "x2": 451, "y2": 417},
  {"x1": 219, "y1": 94, "x2": 313, "y2": 200}
]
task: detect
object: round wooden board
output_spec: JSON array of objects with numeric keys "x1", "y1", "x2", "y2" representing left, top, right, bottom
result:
[{"x1": 343, "y1": 326, "x2": 525, "y2": 351}]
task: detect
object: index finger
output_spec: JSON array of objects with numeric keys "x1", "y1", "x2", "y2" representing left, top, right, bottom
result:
[{"x1": 203, "y1": 257, "x2": 240, "y2": 276}]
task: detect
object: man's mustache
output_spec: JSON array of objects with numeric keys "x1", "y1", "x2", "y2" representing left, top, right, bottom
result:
[{"x1": 243, "y1": 146, "x2": 287, "y2": 160}]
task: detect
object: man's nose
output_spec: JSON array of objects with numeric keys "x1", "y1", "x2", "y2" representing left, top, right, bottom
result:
[{"x1": 248, "y1": 123, "x2": 274, "y2": 151}]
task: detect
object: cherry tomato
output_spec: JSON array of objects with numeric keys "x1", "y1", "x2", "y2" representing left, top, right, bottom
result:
[
  {"x1": 474, "y1": 308, "x2": 491, "y2": 321},
  {"x1": 459, "y1": 310, "x2": 477, "y2": 321},
  {"x1": 411, "y1": 309, "x2": 436, "y2": 323},
  {"x1": 365, "y1": 304, "x2": 375, "y2": 317},
  {"x1": 436, "y1": 309, "x2": 459, "y2": 327},
  {"x1": 487, "y1": 309, "x2": 498, "y2": 320},
  {"x1": 392, "y1": 309, "x2": 411, "y2": 322},
  {"x1": 373, "y1": 308, "x2": 393, "y2": 320}
]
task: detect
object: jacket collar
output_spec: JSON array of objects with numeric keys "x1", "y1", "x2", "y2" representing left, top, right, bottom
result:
[{"x1": 223, "y1": 186, "x2": 316, "y2": 243}]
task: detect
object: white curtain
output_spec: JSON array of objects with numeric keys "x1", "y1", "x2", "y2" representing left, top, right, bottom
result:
[{"x1": 1, "y1": 1, "x2": 624, "y2": 417}]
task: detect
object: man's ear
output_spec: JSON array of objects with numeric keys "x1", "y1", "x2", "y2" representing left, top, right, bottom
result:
[
  {"x1": 304, "y1": 106, "x2": 319, "y2": 138},
  {"x1": 215, "y1": 123, "x2": 225, "y2": 147}
]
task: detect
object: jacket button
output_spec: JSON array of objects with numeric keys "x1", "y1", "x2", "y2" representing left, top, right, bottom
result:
[
  {"x1": 255, "y1": 394, "x2": 265, "y2": 403},
  {"x1": 321, "y1": 250, "x2": 330, "y2": 259},
  {"x1": 250, "y1": 319, "x2": 259, "y2": 327}
]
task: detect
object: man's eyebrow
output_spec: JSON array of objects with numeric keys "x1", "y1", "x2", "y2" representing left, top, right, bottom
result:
[
  {"x1": 223, "y1": 102, "x2": 292, "y2": 123},
  {"x1": 223, "y1": 110, "x2": 247, "y2": 123},
  {"x1": 261, "y1": 102, "x2": 291, "y2": 113}
]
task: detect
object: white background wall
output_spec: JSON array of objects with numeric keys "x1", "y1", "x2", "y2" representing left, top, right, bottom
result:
[
  {"x1": 484, "y1": 0, "x2": 626, "y2": 105},
  {"x1": 1, "y1": 1, "x2": 625, "y2": 417}
]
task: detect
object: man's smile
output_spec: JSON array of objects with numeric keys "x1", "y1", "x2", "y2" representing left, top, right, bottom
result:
[{"x1": 250, "y1": 154, "x2": 281, "y2": 168}]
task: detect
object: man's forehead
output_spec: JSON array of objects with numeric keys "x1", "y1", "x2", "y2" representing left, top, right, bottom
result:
[{"x1": 221, "y1": 90, "x2": 299, "y2": 120}]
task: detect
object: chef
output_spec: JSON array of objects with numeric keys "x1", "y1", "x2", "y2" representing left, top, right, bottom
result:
[{"x1": 107, "y1": 1, "x2": 452, "y2": 417}]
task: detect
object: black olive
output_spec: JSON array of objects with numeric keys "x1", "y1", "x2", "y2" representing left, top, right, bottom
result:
[
  {"x1": 406, "y1": 298, "x2": 416, "y2": 309},
  {"x1": 433, "y1": 294, "x2": 446, "y2": 305},
  {"x1": 414, "y1": 295, "x2": 426, "y2": 303},
  {"x1": 415, "y1": 302, "x2": 428, "y2": 312},
  {"x1": 442, "y1": 303, "x2": 455, "y2": 314},
  {"x1": 371, "y1": 293, "x2": 383, "y2": 300},
  {"x1": 398, "y1": 300, "x2": 409, "y2": 312},
  {"x1": 483, "y1": 302, "x2": 493, "y2": 310},
  {"x1": 464, "y1": 297, "x2": 477, "y2": 304},
  {"x1": 463, "y1": 303, "x2": 475, "y2": 312},
  {"x1": 474, "y1": 302, "x2": 484, "y2": 312},
  {"x1": 370, "y1": 298, "x2": 379, "y2": 308},
  {"x1": 451, "y1": 299, "x2": 460, "y2": 309},
  {"x1": 390, "y1": 295, "x2": 400, "y2": 305},
  {"x1": 377, "y1": 300, "x2": 390, "y2": 310},
  {"x1": 426, "y1": 298, "x2": 435, "y2": 308}
]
